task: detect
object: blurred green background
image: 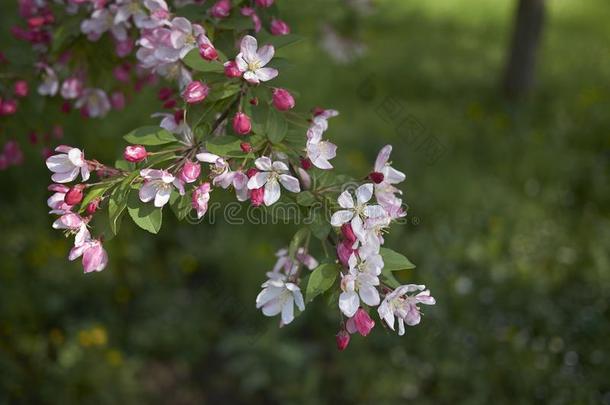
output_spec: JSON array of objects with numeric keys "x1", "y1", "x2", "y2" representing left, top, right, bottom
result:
[{"x1": 1, "y1": 0, "x2": 610, "y2": 403}]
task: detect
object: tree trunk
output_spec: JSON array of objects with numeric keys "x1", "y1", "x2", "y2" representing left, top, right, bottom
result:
[{"x1": 502, "y1": 0, "x2": 546, "y2": 99}]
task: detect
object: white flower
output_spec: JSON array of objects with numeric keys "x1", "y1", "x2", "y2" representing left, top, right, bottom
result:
[
  {"x1": 338, "y1": 250, "x2": 383, "y2": 317},
  {"x1": 267, "y1": 248, "x2": 319, "y2": 281},
  {"x1": 306, "y1": 138, "x2": 337, "y2": 170},
  {"x1": 75, "y1": 88, "x2": 111, "y2": 118},
  {"x1": 37, "y1": 65, "x2": 58, "y2": 96},
  {"x1": 196, "y1": 152, "x2": 249, "y2": 201},
  {"x1": 46, "y1": 146, "x2": 90, "y2": 183},
  {"x1": 115, "y1": 0, "x2": 169, "y2": 29},
  {"x1": 377, "y1": 284, "x2": 436, "y2": 336},
  {"x1": 81, "y1": 7, "x2": 128, "y2": 42},
  {"x1": 373, "y1": 145, "x2": 406, "y2": 217},
  {"x1": 139, "y1": 169, "x2": 185, "y2": 207},
  {"x1": 235, "y1": 35, "x2": 278, "y2": 84},
  {"x1": 169, "y1": 17, "x2": 206, "y2": 59},
  {"x1": 256, "y1": 279, "x2": 305, "y2": 325},
  {"x1": 330, "y1": 184, "x2": 386, "y2": 242},
  {"x1": 247, "y1": 157, "x2": 300, "y2": 206}
]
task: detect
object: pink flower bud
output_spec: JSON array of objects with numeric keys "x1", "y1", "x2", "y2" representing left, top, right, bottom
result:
[
  {"x1": 123, "y1": 145, "x2": 148, "y2": 162},
  {"x1": 250, "y1": 187, "x2": 264, "y2": 207},
  {"x1": 199, "y1": 43, "x2": 218, "y2": 61},
  {"x1": 336, "y1": 330, "x2": 350, "y2": 351},
  {"x1": 86, "y1": 198, "x2": 100, "y2": 215},
  {"x1": 174, "y1": 109, "x2": 185, "y2": 124},
  {"x1": 224, "y1": 60, "x2": 242, "y2": 78},
  {"x1": 240, "y1": 142, "x2": 252, "y2": 153},
  {"x1": 3, "y1": 140, "x2": 23, "y2": 165},
  {"x1": 0, "y1": 99, "x2": 17, "y2": 115},
  {"x1": 110, "y1": 91, "x2": 126, "y2": 110},
  {"x1": 249, "y1": 97, "x2": 258, "y2": 105},
  {"x1": 337, "y1": 240, "x2": 354, "y2": 268},
  {"x1": 347, "y1": 308, "x2": 375, "y2": 337},
  {"x1": 210, "y1": 0, "x2": 230, "y2": 18},
  {"x1": 182, "y1": 81, "x2": 209, "y2": 104},
  {"x1": 163, "y1": 99, "x2": 177, "y2": 109},
  {"x1": 113, "y1": 63, "x2": 131, "y2": 82},
  {"x1": 300, "y1": 158, "x2": 312, "y2": 170},
  {"x1": 232, "y1": 112, "x2": 251, "y2": 135},
  {"x1": 158, "y1": 87, "x2": 173, "y2": 101},
  {"x1": 270, "y1": 19, "x2": 290, "y2": 36},
  {"x1": 115, "y1": 38, "x2": 133, "y2": 58},
  {"x1": 179, "y1": 161, "x2": 201, "y2": 183},
  {"x1": 64, "y1": 184, "x2": 85, "y2": 206},
  {"x1": 297, "y1": 167, "x2": 311, "y2": 190},
  {"x1": 255, "y1": 0, "x2": 274, "y2": 7},
  {"x1": 246, "y1": 168, "x2": 258, "y2": 178},
  {"x1": 272, "y1": 88, "x2": 295, "y2": 111},
  {"x1": 14, "y1": 80, "x2": 29, "y2": 97},
  {"x1": 341, "y1": 223, "x2": 357, "y2": 244},
  {"x1": 369, "y1": 171, "x2": 384, "y2": 184}
]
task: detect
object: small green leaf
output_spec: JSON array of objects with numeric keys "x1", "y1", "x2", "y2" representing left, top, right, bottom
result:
[
  {"x1": 79, "y1": 184, "x2": 107, "y2": 212},
  {"x1": 108, "y1": 172, "x2": 139, "y2": 235},
  {"x1": 288, "y1": 228, "x2": 310, "y2": 259},
  {"x1": 380, "y1": 248, "x2": 416, "y2": 271},
  {"x1": 306, "y1": 263, "x2": 339, "y2": 303},
  {"x1": 169, "y1": 191, "x2": 192, "y2": 220},
  {"x1": 296, "y1": 191, "x2": 316, "y2": 206},
  {"x1": 266, "y1": 108, "x2": 288, "y2": 143},
  {"x1": 380, "y1": 268, "x2": 401, "y2": 289},
  {"x1": 182, "y1": 49, "x2": 225, "y2": 72},
  {"x1": 206, "y1": 83, "x2": 241, "y2": 102},
  {"x1": 205, "y1": 136, "x2": 247, "y2": 157},
  {"x1": 127, "y1": 191, "x2": 163, "y2": 234},
  {"x1": 124, "y1": 126, "x2": 177, "y2": 145},
  {"x1": 309, "y1": 211, "x2": 331, "y2": 240}
]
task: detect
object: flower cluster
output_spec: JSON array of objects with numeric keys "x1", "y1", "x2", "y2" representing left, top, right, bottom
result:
[{"x1": 40, "y1": 0, "x2": 433, "y2": 349}]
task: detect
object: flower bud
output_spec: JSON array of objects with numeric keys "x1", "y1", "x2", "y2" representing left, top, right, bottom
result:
[
  {"x1": 114, "y1": 63, "x2": 131, "y2": 82},
  {"x1": 110, "y1": 91, "x2": 126, "y2": 110},
  {"x1": 64, "y1": 184, "x2": 85, "y2": 206},
  {"x1": 250, "y1": 187, "x2": 264, "y2": 207},
  {"x1": 174, "y1": 109, "x2": 185, "y2": 124},
  {"x1": 249, "y1": 97, "x2": 258, "y2": 106},
  {"x1": 199, "y1": 43, "x2": 218, "y2": 61},
  {"x1": 60, "y1": 77, "x2": 83, "y2": 100},
  {"x1": 224, "y1": 60, "x2": 242, "y2": 78},
  {"x1": 232, "y1": 112, "x2": 251, "y2": 135},
  {"x1": 270, "y1": 19, "x2": 290, "y2": 36},
  {"x1": 337, "y1": 240, "x2": 354, "y2": 268},
  {"x1": 182, "y1": 81, "x2": 209, "y2": 104},
  {"x1": 0, "y1": 99, "x2": 17, "y2": 115},
  {"x1": 163, "y1": 99, "x2": 177, "y2": 109},
  {"x1": 255, "y1": 0, "x2": 274, "y2": 7},
  {"x1": 210, "y1": 0, "x2": 230, "y2": 18},
  {"x1": 297, "y1": 167, "x2": 311, "y2": 190},
  {"x1": 341, "y1": 223, "x2": 357, "y2": 244},
  {"x1": 158, "y1": 87, "x2": 173, "y2": 101},
  {"x1": 179, "y1": 161, "x2": 201, "y2": 183},
  {"x1": 240, "y1": 142, "x2": 252, "y2": 153},
  {"x1": 272, "y1": 88, "x2": 295, "y2": 111},
  {"x1": 14, "y1": 80, "x2": 29, "y2": 97},
  {"x1": 246, "y1": 168, "x2": 258, "y2": 178},
  {"x1": 86, "y1": 198, "x2": 100, "y2": 215},
  {"x1": 336, "y1": 330, "x2": 350, "y2": 351},
  {"x1": 124, "y1": 145, "x2": 148, "y2": 162},
  {"x1": 300, "y1": 157, "x2": 312, "y2": 170},
  {"x1": 369, "y1": 171, "x2": 384, "y2": 184},
  {"x1": 348, "y1": 308, "x2": 375, "y2": 337}
]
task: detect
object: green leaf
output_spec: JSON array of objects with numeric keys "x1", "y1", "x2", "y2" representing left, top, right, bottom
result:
[
  {"x1": 309, "y1": 211, "x2": 331, "y2": 240},
  {"x1": 256, "y1": 33, "x2": 305, "y2": 50},
  {"x1": 127, "y1": 191, "x2": 163, "y2": 234},
  {"x1": 108, "y1": 172, "x2": 139, "y2": 235},
  {"x1": 124, "y1": 126, "x2": 177, "y2": 145},
  {"x1": 380, "y1": 248, "x2": 416, "y2": 271},
  {"x1": 266, "y1": 108, "x2": 288, "y2": 144},
  {"x1": 288, "y1": 228, "x2": 310, "y2": 259},
  {"x1": 380, "y1": 268, "x2": 401, "y2": 289},
  {"x1": 296, "y1": 191, "x2": 316, "y2": 206},
  {"x1": 169, "y1": 191, "x2": 192, "y2": 221},
  {"x1": 205, "y1": 136, "x2": 248, "y2": 157},
  {"x1": 306, "y1": 263, "x2": 339, "y2": 303},
  {"x1": 206, "y1": 83, "x2": 241, "y2": 102},
  {"x1": 79, "y1": 184, "x2": 107, "y2": 212},
  {"x1": 182, "y1": 49, "x2": 225, "y2": 72}
]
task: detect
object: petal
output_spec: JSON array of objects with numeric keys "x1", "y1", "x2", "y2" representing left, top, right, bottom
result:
[
  {"x1": 254, "y1": 67, "x2": 278, "y2": 82},
  {"x1": 378, "y1": 301, "x2": 395, "y2": 331},
  {"x1": 51, "y1": 168, "x2": 79, "y2": 183},
  {"x1": 264, "y1": 178, "x2": 281, "y2": 206},
  {"x1": 256, "y1": 285, "x2": 283, "y2": 308},
  {"x1": 281, "y1": 295, "x2": 295, "y2": 325},
  {"x1": 255, "y1": 156, "x2": 273, "y2": 171},
  {"x1": 196, "y1": 152, "x2": 220, "y2": 163},
  {"x1": 154, "y1": 187, "x2": 171, "y2": 207},
  {"x1": 383, "y1": 166, "x2": 406, "y2": 184},
  {"x1": 330, "y1": 210, "x2": 353, "y2": 227},
  {"x1": 374, "y1": 145, "x2": 391, "y2": 172},
  {"x1": 257, "y1": 44, "x2": 275, "y2": 66},
  {"x1": 337, "y1": 190, "x2": 354, "y2": 209},
  {"x1": 45, "y1": 154, "x2": 72, "y2": 173},
  {"x1": 247, "y1": 172, "x2": 270, "y2": 189},
  {"x1": 339, "y1": 291, "x2": 359, "y2": 318},
  {"x1": 139, "y1": 182, "x2": 158, "y2": 203},
  {"x1": 363, "y1": 204, "x2": 387, "y2": 219},
  {"x1": 355, "y1": 183, "x2": 373, "y2": 204},
  {"x1": 243, "y1": 71, "x2": 259, "y2": 84},
  {"x1": 351, "y1": 215, "x2": 365, "y2": 241},
  {"x1": 240, "y1": 35, "x2": 258, "y2": 62},
  {"x1": 272, "y1": 161, "x2": 289, "y2": 172},
  {"x1": 279, "y1": 174, "x2": 300, "y2": 193},
  {"x1": 359, "y1": 284, "x2": 380, "y2": 307}
]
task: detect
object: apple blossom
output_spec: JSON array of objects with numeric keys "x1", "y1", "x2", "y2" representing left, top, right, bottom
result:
[
  {"x1": 270, "y1": 19, "x2": 290, "y2": 36},
  {"x1": 240, "y1": 142, "x2": 252, "y2": 153},
  {"x1": 338, "y1": 250, "x2": 382, "y2": 317},
  {"x1": 330, "y1": 184, "x2": 386, "y2": 242},
  {"x1": 46, "y1": 145, "x2": 91, "y2": 183},
  {"x1": 47, "y1": 184, "x2": 72, "y2": 214},
  {"x1": 37, "y1": 64, "x2": 58, "y2": 96},
  {"x1": 64, "y1": 184, "x2": 85, "y2": 205},
  {"x1": 196, "y1": 152, "x2": 249, "y2": 201},
  {"x1": 373, "y1": 145, "x2": 407, "y2": 218},
  {"x1": 179, "y1": 160, "x2": 201, "y2": 183},
  {"x1": 235, "y1": 35, "x2": 278, "y2": 84},
  {"x1": 246, "y1": 157, "x2": 300, "y2": 206},
  {"x1": 14, "y1": 80, "x2": 29, "y2": 97},
  {"x1": 210, "y1": 0, "x2": 230, "y2": 19},
  {"x1": 69, "y1": 238, "x2": 108, "y2": 273},
  {"x1": 182, "y1": 80, "x2": 209, "y2": 103},
  {"x1": 377, "y1": 285, "x2": 436, "y2": 335},
  {"x1": 272, "y1": 88, "x2": 295, "y2": 111},
  {"x1": 223, "y1": 60, "x2": 242, "y2": 78},
  {"x1": 124, "y1": 145, "x2": 148, "y2": 162},
  {"x1": 168, "y1": 17, "x2": 206, "y2": 59},
  {"x1": 346, "y1": 308, "x2": 375, "y2": 336},
  {"x1": 232, "y1": 112, "x2": 251, "y2": 135},
  {"x1": 256, "y1": 279, "x2": 305, "y2": 325},
  {"x1": 199, "y1": 42, "x2": 218, "y2": 61},
  {"x1": 192, "y1": 182, "x2": 211, "y2": 219},
  {"x1": 139, "y1": 169, "x2": 185, "y2": 207},
  {"x1": 60, "y1": 77, "x2": 84, "y2": 99},
  {"x1": 75, "y1": 88, "x2": 111, "y2": 118}
]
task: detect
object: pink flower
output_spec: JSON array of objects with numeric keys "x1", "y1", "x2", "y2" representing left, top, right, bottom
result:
[
  {"x1": 60, "y1": 77, "x2": 84, "y2": 99},
  {"x1": 179, "y1": 160, "x2": 201, "y2": 183},
  {"x1": 240, "y1": 142, "x2": 252, "y2": 153},
  {"x1": 336, "y1": 329, "x2": 350, "y2": 351},
  {"x1": 255, "y1": 0, "x2": 274, "y2": 7},
  {"x1": 14, "y1": 80, "x2": 29, "y2": 97},
  {"x1": 169, "y1": 17, "x2": 206, "y2": 59},
  {"x1": 139, "y1": 169, "x2": 185, "y2": 207},
  {"x1": 346, "y1": 308, "x2": 375, "y2": 336},
  {"x1": 124, "y1": 145, "x2": 148, "y2": 162},
  {"x1": 69, "y1": 238, "x2": 108, "y2": 273},
  {"x1": 192, "y1": 182, "x2": 211, "y2": 219},
  {"x1": 223, "y1": 60, "x2": 242, "y2": 78},
  {"x1": 182, "y1": 80, "x2": 209, "y2": 104},
  {"x1": 81, "y1": 8, "x2": 127, "y2": 42},
  {"x1": 46, "y1": 146, "x2": 90, "y2": 183},
  {"x1": 246, "y1": 157, "x2": 301, "y2": 206},
  {"x1": 377, "y1": 284, "x2": 436, "y2": 335},
  {"x1": 232, "y1": 112, "x2": 251, "y2": 135},
  {"x1": 272, "y1": 88, "x2": 295, "y2": 111},
  {"x1": 341, "y1": 223, "x2": 357, "y2": 244},
  {"x1": 196, "y1": 152, "x2": 249, "y2": 201},
  {"x1": 3, "y1": 140, "x2": 23, "y2": 166},
  {"x1": 270, "y1": 19, "x2": 290, "y2": 36},
  {"x1": 0, "y1": 99, "x2": 18, "y2": 116},
  {"x1": 235, "y1": 35, "x2": 278, "y2": 84},
  {"x1": 115, "y1": 38, "x2": 134, "y2": 57},
  {"x1": 336, "y1": 240, "x2": 354, "y2": 268},
  {"x1": 210, "y1": 0, "x2": 230, "y2": 19}
]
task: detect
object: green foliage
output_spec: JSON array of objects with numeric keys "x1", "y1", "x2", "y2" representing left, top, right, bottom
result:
[
  {"x1": 306, "y1": 263, "x2": 339, "y2": 303},
  {"x1": 124, "y1": 126, "x2": 178, "y2": 145},
  {"x1": 127, "y1": 191, "x2": 163, "y2": 234}
]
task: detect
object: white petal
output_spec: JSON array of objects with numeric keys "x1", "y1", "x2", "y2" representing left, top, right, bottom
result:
[
  {"x1": 339, "y1": 291, "x2": 359, "y2": 318},
  {"x1": 257, "y1": 44, "x2": 274, "y2": 66},
  {"x1": 359, "y1": 284, "x2": 380, "y2": 307},
  {"x1": 279, "y1": 174, "x2": 300, "y2": 193},
  {"x1": 196, "y1": 152, "x2": 220, "y2": 163},
  {"x1": 337, "y1": 190, "x2": 354, "y2": 209},
  {"x1": 243, "y1": 71, "x2": 260, "y2": 84},
  {"x1": 247, "y1": 172, "x2": 270, "y2": 189},
  {"x1": 281, "y1": 295, "x2": 295, "y2": 325},
  {"x1": 330, "y1": 210, "x2": 353, "y2": 227},
  {"x1": 255, "y1": 67, "x2": 278, "y2": 82},
  {"x1": 240, "y1": 35, "x2": 258, "y2": 62},
  {"x1": 264, "y1": 178, "x2": 281, "y2": 206},
  {"x1": 363, "y1": 204, "x2": 387, "y2": 219},
  {"x1": 139, "y1": 182, "x2": 158, "y2": 203},
  {"x1": 355, "y1": 183, "x2": 373, "y2": 204},
  {"x1": 374, "y1": 145, "x2": 391, "y2": 172},
  {"x1": 154, "y1": 187, "x2": 171, "y2": 207},
  {"x1": 51, "y1": 168, "x2": 79, "y2": 183},
  {"x1": 254, "y1": 156, "x2": 273, "y2": 171},
  {"x1": 272, "y1": 161, "x2": 289, "y2": 172}
]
